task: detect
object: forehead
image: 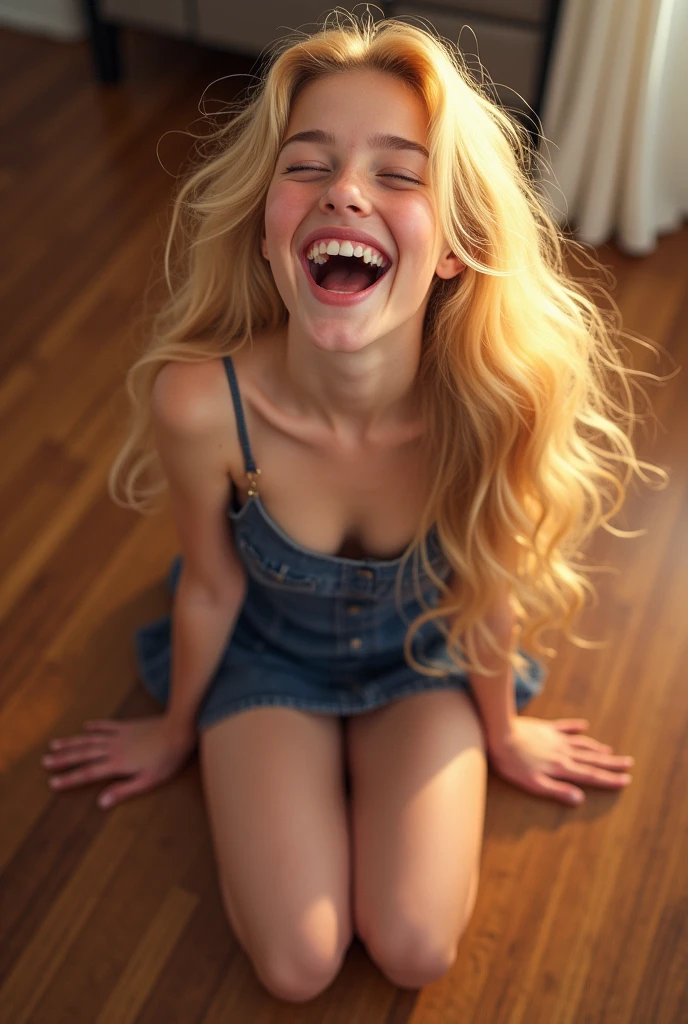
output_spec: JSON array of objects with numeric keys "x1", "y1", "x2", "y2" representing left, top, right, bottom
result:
[{"x1": 286, "y1": 70, "x2": 428, "y2": 142}]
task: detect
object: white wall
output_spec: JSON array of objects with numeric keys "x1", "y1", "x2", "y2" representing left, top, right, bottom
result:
[{"x1": 0, "y1": 0, "x2": 87, "y2": 40}]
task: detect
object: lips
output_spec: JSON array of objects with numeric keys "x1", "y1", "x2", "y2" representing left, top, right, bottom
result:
[
  {"x1": 296, "y1": 226, "x2": 394, "y2": 307},
  {"x1": 298, "y1": 248, "x2": 391, "y2": 307}
]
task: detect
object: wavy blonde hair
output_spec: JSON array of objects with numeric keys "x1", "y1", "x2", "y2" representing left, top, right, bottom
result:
[{"x1": 109, "y1": 9, "x2": 674, "y2": 679}]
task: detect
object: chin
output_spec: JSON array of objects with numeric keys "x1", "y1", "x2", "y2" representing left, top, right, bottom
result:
[{"x1": 306, "y1": 322, "x2": 373, "y2": 354}]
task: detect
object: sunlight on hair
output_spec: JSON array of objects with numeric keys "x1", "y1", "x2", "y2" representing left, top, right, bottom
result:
[{"x1": 107, "y1": 7, "x2": 676, "y2": 681}]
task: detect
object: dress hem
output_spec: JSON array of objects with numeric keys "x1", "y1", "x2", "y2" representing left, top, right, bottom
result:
[{"x1": 139, "y1": 672, "x2": 541, "y2": 733}]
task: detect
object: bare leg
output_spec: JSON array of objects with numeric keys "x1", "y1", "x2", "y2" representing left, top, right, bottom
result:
[
  {"x1": 346, "y1": 688, "x2": 487, "y2": 989},
  {"x1": 199, "y1": 707, "x2": 353, "y2": 1004}
]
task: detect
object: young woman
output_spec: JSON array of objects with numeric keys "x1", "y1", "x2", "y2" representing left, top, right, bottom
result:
[{"x1": 42, "y1": 13, "x2": 667, "y2": 1002}]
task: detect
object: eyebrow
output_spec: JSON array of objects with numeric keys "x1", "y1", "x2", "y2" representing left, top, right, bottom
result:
[{"x1": 278, "y1": 129, "x2": 429, "y2": 159}]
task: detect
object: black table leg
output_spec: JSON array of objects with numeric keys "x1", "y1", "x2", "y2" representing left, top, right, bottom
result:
[{"x1": 82, "y1": 0, "x2": 122, "y2": 83}]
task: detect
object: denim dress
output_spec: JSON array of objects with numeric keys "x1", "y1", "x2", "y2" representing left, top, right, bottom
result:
[{"x1": 134, "y1": 355, "x2": 547, "y2": 733}]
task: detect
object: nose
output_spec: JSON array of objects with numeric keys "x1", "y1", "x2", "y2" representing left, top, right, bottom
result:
[{"x1": 318, "y1": 170, "x2": 372, "y2": 216}]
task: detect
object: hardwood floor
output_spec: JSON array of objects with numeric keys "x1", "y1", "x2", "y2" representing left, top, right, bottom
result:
[{"x1": 0, "y1": 22, "x2": 686, "y2": 1024}]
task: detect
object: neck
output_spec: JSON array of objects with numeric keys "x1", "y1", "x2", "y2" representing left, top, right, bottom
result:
[{"x1": 281, "y1": 319, "x2": 425, "y2": 444}]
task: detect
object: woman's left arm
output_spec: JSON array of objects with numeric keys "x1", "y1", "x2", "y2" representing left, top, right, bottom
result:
[
  {"x1": 464, "y1": 580, "x2": 635, "y2": 806},
  {"x1": 465, "y1": 601, "x2": 519, "y2": 748}
]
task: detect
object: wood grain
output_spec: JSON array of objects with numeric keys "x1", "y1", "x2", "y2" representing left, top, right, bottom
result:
[{"x1": 0, "y1": 22, "x2": 685, "y2": 1024}]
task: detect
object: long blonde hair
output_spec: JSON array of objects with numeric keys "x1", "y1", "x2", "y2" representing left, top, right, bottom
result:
[{"x1": 109, "y1": 9, "x2": 674, "y2": 679}]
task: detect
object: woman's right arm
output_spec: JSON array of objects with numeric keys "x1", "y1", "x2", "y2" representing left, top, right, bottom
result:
[
  {"x1": 151, "y1": 359, "x2": 248, "y2": 740},
  {"x1": 164, "y1": 586, "x2": 245, "y2": 740},
  {"x1": 42, "y1": 361, "x2": 249, "y2": 808}
]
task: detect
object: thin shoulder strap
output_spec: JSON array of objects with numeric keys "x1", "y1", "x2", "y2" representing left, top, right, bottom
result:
[{"x1": 222, "y1": 355, "x2": 259, "y2": 477}]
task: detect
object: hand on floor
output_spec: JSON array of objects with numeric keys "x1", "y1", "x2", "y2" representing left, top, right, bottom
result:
[
  {"x1": 41, "y1": 715, "x2": 197, "y2": 810},
  {"x1": 487, "y1": 716, "x2": 634, "y2": 805}
]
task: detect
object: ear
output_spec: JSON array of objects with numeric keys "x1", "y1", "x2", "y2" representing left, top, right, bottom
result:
[{"x1": 435, "y1": 247, "x2": 465, "y2": 280}]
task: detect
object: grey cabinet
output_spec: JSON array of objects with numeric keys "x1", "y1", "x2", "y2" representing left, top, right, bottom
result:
[
  {"x1": 88, "y1": 0, "x2": 563, "y2": 136},
  {"x1": 101, "y1": 0, "x2": 190, "y2": 37},
  {"x1": 392, "y1": 8, "x2": 543, "y2": 112},
  {"x1": 388, "y1": 0, "x2": 556, "y2": 113},
  {"x1": 196, "y1": 0, "x2": 333, "y2": 54},
  {"x1": 405, "y1": 0, "x2": 549, "y2": 21}
]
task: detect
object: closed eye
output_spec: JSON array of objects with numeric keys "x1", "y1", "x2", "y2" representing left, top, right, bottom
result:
[
  {"x1": 380, "y1": 173, "x2": 422, "y2": 183},
  {"x1": 283, "y1": 165, "x2": 422, "y2": 184},
  {"x1": 284, "y1": 164, "x2": 327, "y2": 173}
]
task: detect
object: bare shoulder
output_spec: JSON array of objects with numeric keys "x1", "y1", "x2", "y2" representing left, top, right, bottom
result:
[
  {"x1": 151, "y1": 358, "x2": 232, "y2": 437},
  {"x1": 150, "y1": 338, "x2": 275, "y2": 433},
  {"x1": 148, "y1": 357, "x2": 250, "y2": 599},
  {"x1": 149, "y1": 356, "x2": 249, "y2": 501}
]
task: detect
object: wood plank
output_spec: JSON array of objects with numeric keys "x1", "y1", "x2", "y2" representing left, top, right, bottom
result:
[
  {"x1": 0, "y1": 20, "x2": 686, "y2": 1024},
  {"x1": 0, "y1": 513, "x2": 176, "y2": 870},
  {"x1": 95, "y1": 886, "x2": 199, "y2": 1024},
  {"x1": 0, "y1": 818, "x2": 138, "y2": 1023}
]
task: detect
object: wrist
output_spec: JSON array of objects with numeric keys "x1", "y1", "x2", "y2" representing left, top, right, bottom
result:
[
  {"x1": 485, "y1": 721, "x2": 519, "y2": 758},
  {"x1": 468, "y1": 665, "x2": 519, "y2": 752},
  {"x1": 162, "y1": 713, "x2": 197, "y2": 748}
]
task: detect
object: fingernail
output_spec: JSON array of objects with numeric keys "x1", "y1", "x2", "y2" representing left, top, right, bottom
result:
[
  {"x1": 98, "y1": 795, "x2": 112, "y2": 808},
  {"x1": 49, "y1": 777, "x2": 59, "y2": 788},
  {"x1": 620, "y1": 774, "x2": 632, "y2": 783}
]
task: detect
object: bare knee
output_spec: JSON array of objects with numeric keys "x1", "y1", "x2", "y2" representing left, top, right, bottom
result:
[
  {"x1": 358, "y1": 865, "x2": 479, "y2": 989},
  {"x1": 253, "y1": 940, "x2": 349, "y2": 1003},
  {"x1": 217, "y1": 890, "x2": 352, "y2": 1004},
  {"x1": 364, "y1": 926, "x2": 460, "y2": 989}
]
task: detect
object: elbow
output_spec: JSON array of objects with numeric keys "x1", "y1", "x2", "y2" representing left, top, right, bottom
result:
[
  {"x1": 480, "y1": 601, "x2": 518, "y2": 654},
  {"x1": 483, "y1": 596, "x2": 516, "y2": 632},
  {"x1": 216, "y1": 575, "x2": 248, "y2": 609},
  {"x1": 178, "y1": 563, "x2": 248, "y2": 608},
  {"x1": 214, "y1": 565, "x2": 249, "y2": 607}
]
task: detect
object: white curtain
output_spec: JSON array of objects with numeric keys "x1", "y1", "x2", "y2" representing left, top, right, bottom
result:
[{"x1": 537, "y1": 0, "x2": 688, "y2": 255}]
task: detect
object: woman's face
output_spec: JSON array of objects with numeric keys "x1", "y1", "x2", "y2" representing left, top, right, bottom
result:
[{"x1": 262, "y1": 69, "x2": 463, "y2": 353}]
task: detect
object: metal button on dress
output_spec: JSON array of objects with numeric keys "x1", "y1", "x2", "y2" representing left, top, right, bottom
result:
[
  {"x1": 347, "y1": 605, "x2": 361, "y2": 615},
  {"x1": 356, "y1": 569, "x2": 373, "y2": 579},
  {"x1": 350, "y1": 637, "x2": 363, "y2": 650}
]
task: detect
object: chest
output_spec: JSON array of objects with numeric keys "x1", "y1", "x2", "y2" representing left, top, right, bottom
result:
[{"x1": 232, "y1": 420, "x2": 431, "y2": 561}]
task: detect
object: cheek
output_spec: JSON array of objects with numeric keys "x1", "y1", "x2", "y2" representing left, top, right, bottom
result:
[
  {"x1": 264, "y1": 186, "x2": 308, "y2": 251},
  {"x1": 392, "y1": 200, "x2": 438, "y2": 273}
]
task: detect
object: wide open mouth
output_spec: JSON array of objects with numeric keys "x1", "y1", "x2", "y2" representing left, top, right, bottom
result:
[{"x1": 305, "y1": 252, "x2": 391, "y2": 294}]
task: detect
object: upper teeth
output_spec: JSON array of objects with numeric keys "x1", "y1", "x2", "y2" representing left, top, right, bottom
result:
[{"x1": 305, "y1": 239, "x2": 388, "y2": 267}]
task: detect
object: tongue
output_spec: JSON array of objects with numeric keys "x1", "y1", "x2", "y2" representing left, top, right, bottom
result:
[{"x1": 319, "y1": 265, "x2": 373, "y2": 293}]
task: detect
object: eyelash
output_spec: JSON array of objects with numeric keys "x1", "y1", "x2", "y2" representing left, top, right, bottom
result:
[{"x1": 284, "y1": 164, "x2": 421, "y2": 184}]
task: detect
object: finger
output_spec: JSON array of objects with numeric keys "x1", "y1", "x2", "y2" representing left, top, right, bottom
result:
[
  {"x1": 569, "y1": 750, "x2": 634, "y2": 771},
  {"x1": 48, "y1": 735, "x2": 109, "y2": 751},
  {"x1": 534, "y1": 772, "x2": 585, "y2": 805},
  {"x1": 567, "y1": 736, "x2": 613, "y2": 753},
  {"x1": 46, "y1": 736, "x2": 110, "y2": 754},
  {"x1": 98, "y1": 775, "x2": 154, "y2": 809},
  {"x1": 48, "y1": 761, "x2": 126, "y2": 791},
  {"x1": 43, "y1": 746, "x2": 110, "y2": 771},
  {"x1": 587, "y1": 770, "x2": 633, "y2": 788},
  {"x1": 554, "y1": 719, "x2": 590, "y2": 733},
  {"x1": 556, "y1": 761, "x2": 632, "y2": 789},
  {"x1": 498, "y1": 768, "x2": 584, "y2": 806},
  {"x1": 83, "y1": 720, "x2": 120, "y2": 733}
]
